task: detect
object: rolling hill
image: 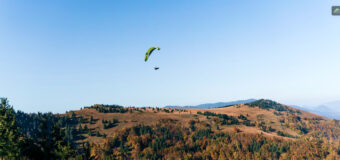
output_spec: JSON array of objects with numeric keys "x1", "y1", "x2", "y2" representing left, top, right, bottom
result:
[{"x1": 10, "y1": 99, "x2": 340, "y2": 159}]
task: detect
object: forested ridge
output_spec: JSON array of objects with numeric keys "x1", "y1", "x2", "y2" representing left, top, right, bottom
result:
[{"x1": 0, "y1": 98, "x2": 339, "y2": 159}]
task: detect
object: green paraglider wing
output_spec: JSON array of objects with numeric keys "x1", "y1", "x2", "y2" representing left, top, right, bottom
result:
[{"x1": 145, "y1": 47, "x2": 160, "y2": 62}]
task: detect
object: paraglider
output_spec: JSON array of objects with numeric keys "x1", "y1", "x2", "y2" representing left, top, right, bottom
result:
[
  {"x1": 145, "y1": 47, "x2": 160, "y2": 62},
  {"x1": 145, "y1": 47, "x2": 161, "y2": 70}
]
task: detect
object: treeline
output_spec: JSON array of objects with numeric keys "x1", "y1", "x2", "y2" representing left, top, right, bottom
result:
[
  {"x1": 246, "y1": 99, "x2": 298, "y2": 114},
  {"x1": 86, "y1": 104, "x2": 129, "y2": 113},
  {"x1": 197, "y1": 111, "x2": 239, "y2": 125},
  {"x1": 15, "y1": 111, "x2": 79, "y2": 140},
  {"x1": 86, "y1": 104, "x2": 191, "y2": 114},
  {"x1": 0, "y1": 98, "x2": 89, "y2": 160},
  {"x1": 86, "y1": 105, "x2": 178, "y2": 114}
]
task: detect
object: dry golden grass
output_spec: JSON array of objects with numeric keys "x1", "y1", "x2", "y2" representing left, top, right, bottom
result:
[{"x1": 63, "y1": 103, "x2": 331, "y2": 145}]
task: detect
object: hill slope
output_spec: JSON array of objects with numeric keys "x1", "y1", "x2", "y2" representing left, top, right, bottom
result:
[
  {"x1": 15, "y1": 99, "x2": 340, "y2": 159},
  {"x1": 49, "y1": 100, "x2": 340, "y2": 159}
]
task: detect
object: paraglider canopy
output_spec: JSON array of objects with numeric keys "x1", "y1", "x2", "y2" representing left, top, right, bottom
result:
[{"x1": 144, "y1": 47, "x2": 160, "y2": 62}]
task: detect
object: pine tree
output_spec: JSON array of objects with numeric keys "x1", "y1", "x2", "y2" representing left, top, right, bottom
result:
[
  {"x1": 51, "y1": 121, "x2": 73, "y2": 159},
  {"x1": 0, "y1": 98, "x2": 21, "y2": 159},
  {"x1": 37, "y1": 117, "x2": 54, "y2": 159},
  {"x1": 78, "y1": 124, "x2": 83, "y2": 133},
  {"x1": 96, "y1": 131, "x2": 100, "y2": 137},
  {"x1": 84, "y1": 124, "x2": 89, "y2": 131},
  {"x1": 90, "y1": 116, "x2": 94, "y2": 124},
  {"x1": 82, "y1": 141, "x2": 91, "y2": 159},
  {"x1": 71, "y1": 112, "x2": 76, "y2": 121}
]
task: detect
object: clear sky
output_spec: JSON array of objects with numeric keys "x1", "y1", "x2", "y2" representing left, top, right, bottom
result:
[{"x1": 1, "y1": 0, "x2": 340, "y2": 113}]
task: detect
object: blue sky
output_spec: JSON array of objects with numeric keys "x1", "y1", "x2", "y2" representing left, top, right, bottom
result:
[{"x1": 1, "y1": 0, "x2": 340, "y2": 113}]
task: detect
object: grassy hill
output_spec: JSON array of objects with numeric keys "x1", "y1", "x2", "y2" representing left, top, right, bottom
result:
[
  {"x1": 49, "y1": 99, "x2": 339, "y2": 159},
  {"x1": 7, "y1": 99, "x2": 340, "y2": 159}
]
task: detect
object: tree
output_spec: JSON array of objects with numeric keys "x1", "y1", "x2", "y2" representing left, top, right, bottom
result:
[
  {"x1": 78, "y1": 124, "x2": 83, "y2": 133},
  {"x1": 0, "y1": 98, "x2": 21, "y2": 159},
  {"x1": 87, "y1": 130, "x2": 92, "y2": 136},
  {"x1": 96, "y1": 131, "x2": 101, "y2": 137},
  {"x1": 90, "y1": 116, "x2": 94, "y2": 124},
  {"x1": 84, "y1": 124, "x2": 89, "y2": 131},
  {"x1": 64, "y1": 125, "x2": 74, "y2": 145},
  {"x1": 82, "y1": 141, "x2": 91, "y2": 159},
  {"x1": 36, "y1": 117, "x2": 54, "y2": 159},
  {"x1": 51, "y1": 121, "x2": 74, "y2": 158},
  {"x1": 215, "y1": 123, "x2": 220, "y2": 130},
  {"x1": 32, "y1": 117, "x2": 75, "y2": 159},
  {"x1": 71, "y1": 112, "x2": 76, "y2": 121}
]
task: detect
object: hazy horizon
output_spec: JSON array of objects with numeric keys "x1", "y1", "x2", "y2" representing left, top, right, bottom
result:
[{"x1": 1, "y1": 0, "x2": 340, "y2": 113}]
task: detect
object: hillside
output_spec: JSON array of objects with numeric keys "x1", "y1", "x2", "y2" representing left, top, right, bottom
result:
[
  {"x1": 68, "y1": 99, "x2": 336, "y2": 140},
  {"x1": 9, "y1": 99, "x2": 340, "y2": 159}
]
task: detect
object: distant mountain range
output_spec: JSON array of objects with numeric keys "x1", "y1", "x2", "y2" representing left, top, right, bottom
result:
[
  {"x1": 164, "y1": 99, "x2": 257, "y2": 109},
  {"x1": 293, "y1": 101, "x2": 340, "y2": 120}
]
